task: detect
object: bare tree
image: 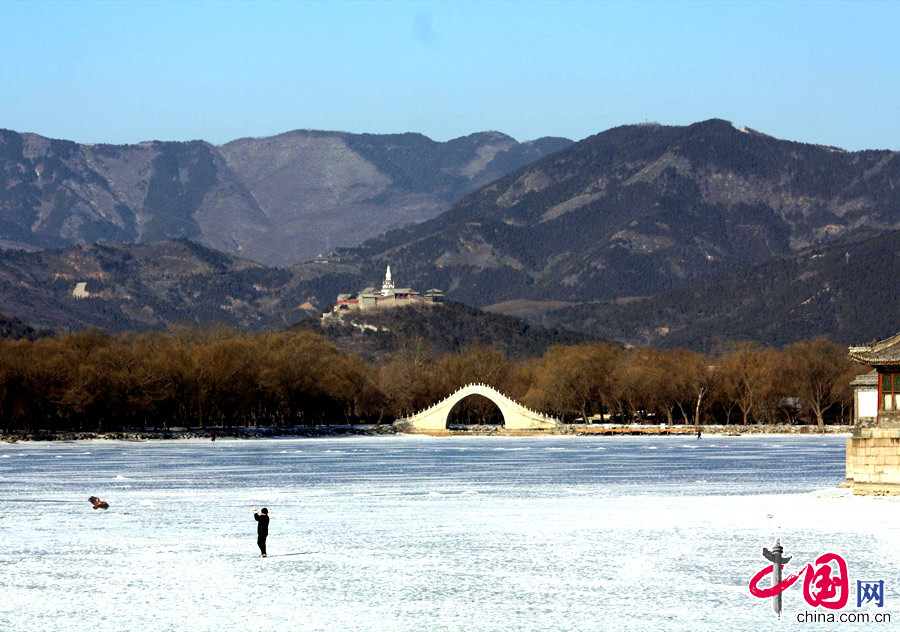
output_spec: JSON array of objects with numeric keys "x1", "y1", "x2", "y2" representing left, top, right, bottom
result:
[
  {"x1": 782, "y1": 339, "x2": 855, "y2": 429},
  {"x1": 717, "y1": 342, "x2": 778, "y2": 425},
  {"x1": 665, "y1": 349, "x2": 717, "y2": 426}
]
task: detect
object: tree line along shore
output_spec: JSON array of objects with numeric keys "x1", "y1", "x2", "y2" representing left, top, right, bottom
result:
[{"x1": 0, "y1": 327, "x2": 861, "y2": 435}]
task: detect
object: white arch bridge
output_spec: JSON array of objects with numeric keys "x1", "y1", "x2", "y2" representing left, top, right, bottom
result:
[{"x1": 393, "y1": 383, "x2": 561, "y2": 433}]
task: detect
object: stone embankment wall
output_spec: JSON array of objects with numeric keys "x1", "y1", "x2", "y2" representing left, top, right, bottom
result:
[{"x1": 846, "y1": 428, "x2": 900, "y2": 495}]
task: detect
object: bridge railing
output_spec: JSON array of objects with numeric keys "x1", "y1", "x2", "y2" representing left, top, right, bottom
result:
[{"x1": 400, "y1": 383, "x2": 559, "y2": 424}]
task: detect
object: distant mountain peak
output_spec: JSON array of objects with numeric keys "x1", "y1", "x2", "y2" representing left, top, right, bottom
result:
[
  {"x1": 0, "y1": 127, "x2": 572, "y2": 266},
  {"x1": 460, "y1": 130, "x2": 517, "y2": 142}
]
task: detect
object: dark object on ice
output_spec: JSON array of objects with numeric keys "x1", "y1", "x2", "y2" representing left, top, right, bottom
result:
[
  {"x1": 89, "y1": 496, "x2": 109, "y2": 510},
  {"x1": 210, "y1": 434, "x2": 216, "y2": 442},
  {"x1": 254, "y1": 508, "x2": 269, "y2": 557},
  {"x1": 697, "y1": 429, "x2": 702, "y2": 439}
]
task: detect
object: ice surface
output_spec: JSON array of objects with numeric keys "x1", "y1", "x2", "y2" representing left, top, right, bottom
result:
[{"x1": 0, "y1": 435, "x2": 897, "y2": 631}]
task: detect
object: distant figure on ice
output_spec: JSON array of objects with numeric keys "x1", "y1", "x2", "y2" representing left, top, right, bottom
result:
[
  {"x1": 697, "y1": 428, "x2": 702, "y2": 440},
  {"x1": 254, "y1": 507, "x2": 269, "y2": 557},
  {"x1": 89, "y1": 496, "x2": 109, "y2": 510}
]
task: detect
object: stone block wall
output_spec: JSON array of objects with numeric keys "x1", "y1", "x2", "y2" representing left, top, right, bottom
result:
[
  {"x1": 846, "y1": 428, "x2": 900, "y2": 495},
  {"x1": 876, "y1": 411, "x2": 900, "y2": 428}
]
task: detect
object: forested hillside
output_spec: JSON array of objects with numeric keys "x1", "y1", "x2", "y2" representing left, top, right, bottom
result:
[
  {"x1": 542, "y1": 230, "x2": 900, "y2": 349},
  {"x1": 312, "y1": 301, "x2": 596, "y2": 360},
  {"x1": 0, "y1": 240, "x2": 301, "y2": 331}
]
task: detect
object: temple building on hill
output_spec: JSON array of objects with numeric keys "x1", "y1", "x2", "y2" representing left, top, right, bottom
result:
[
  {"x1": 846, "y1": 332, "x2": 900, "y2": 495},
  {"x1": 332, "y1": 266, "x2": 444, "y2": 312}
]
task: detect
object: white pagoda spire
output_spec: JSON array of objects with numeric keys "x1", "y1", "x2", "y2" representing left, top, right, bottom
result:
[{"x1": 381, "y1": 265, "x2": 395, "y2": 296}]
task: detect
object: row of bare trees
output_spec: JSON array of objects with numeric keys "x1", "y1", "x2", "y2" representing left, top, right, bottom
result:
[
  {"x1": 519, "y1": 340, "x2": 859, "y2": 427},
  {"x1": 0, "y1": 328, "x2": 380, "y2": 433},
  {"x1": 0, "y1": 328, "x2": 862, "y2": 433}
]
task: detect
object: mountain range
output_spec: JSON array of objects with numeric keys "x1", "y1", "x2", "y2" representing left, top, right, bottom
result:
[
  {"x1": 2, "y1": 119, "x2": 899, "y2": 349},
  {"x1": 342, "y1": 118, "x2": 900, "y2": 307},
  {"x1": 0, "y1": 128, "x2": 571, "y2": 266}
]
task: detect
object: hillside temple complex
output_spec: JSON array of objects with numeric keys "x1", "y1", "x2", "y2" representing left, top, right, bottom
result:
[{"x1": 332, "y1": 266, "x2": 444, "y2": 312}]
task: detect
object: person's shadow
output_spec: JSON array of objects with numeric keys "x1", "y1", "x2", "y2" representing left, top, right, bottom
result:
[{"x1": 265, "y1": 552, "x2": 315, "y2": 557}]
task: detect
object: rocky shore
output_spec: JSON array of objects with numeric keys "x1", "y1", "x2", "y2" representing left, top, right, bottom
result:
[{"x1": 693, "y1": 424, "x2": 853, "y2": 435}]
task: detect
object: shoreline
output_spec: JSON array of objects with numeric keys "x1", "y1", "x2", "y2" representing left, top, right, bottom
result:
[
  {"x1": 0, "y1": 425, "x2": 397, "y2": 442},
  {"x1": 1, "y1": 424, "x2": 853, "y2": 442}
]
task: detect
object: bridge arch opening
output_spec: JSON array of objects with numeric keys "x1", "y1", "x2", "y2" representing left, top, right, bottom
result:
[{"x1": 446, "y1": 393, "x2": 506, "y2": 429}]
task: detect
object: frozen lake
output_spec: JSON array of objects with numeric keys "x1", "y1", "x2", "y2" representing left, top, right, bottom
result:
[{"x1": 1, "y1": 435, "x2": 897, "y2": 631}]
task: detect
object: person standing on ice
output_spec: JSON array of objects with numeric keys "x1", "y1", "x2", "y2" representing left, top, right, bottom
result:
[{"x1": 253, "y1": 508, "x2": 269, "y2": 557}]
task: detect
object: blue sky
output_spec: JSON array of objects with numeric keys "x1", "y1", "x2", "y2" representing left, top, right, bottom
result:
[{"x1": 2, "y1": 1, "x2": 898, "y2": 149}]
